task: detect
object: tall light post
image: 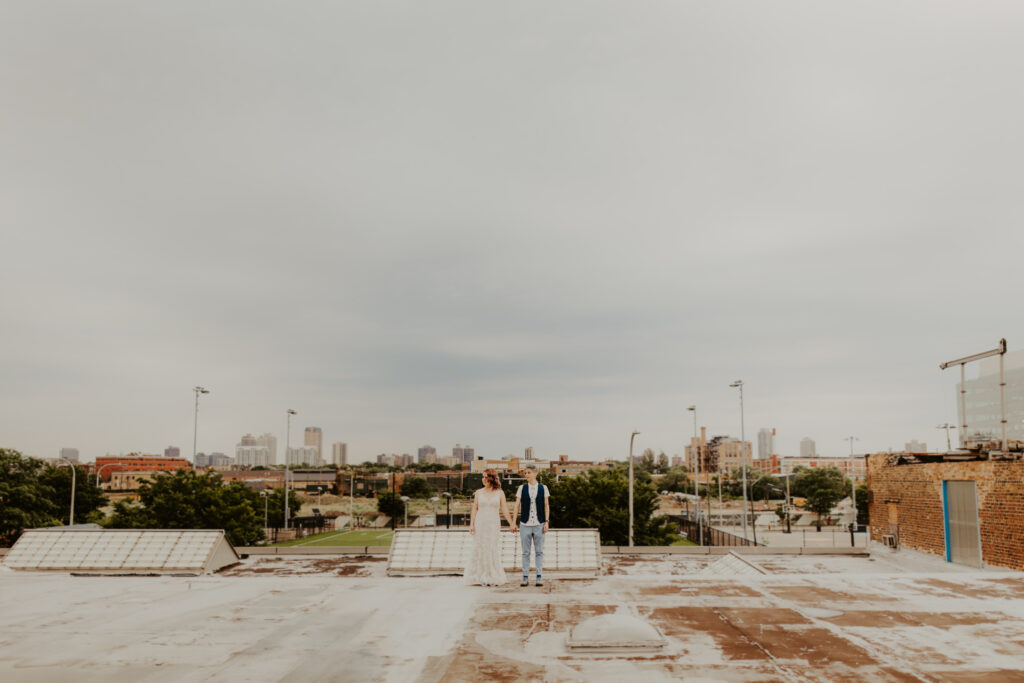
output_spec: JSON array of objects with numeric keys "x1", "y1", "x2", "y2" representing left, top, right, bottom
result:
[
  {"x1": 284, "y1": 408, "x2": 296, "y2": 530},
  {"x1": 349, "y1": 469, "x2": 355, "y2": 527},
  {"x1": 94, "y1": 463, "x2": 119, "y2": 488},
  {"x1": 937, "y1": 423, "x2": 956, "y2": 452},
  {"x1": 442, "y1": 492, "x2": 452, "y2": 528},
  {"x1": 401, "y1": 495, "x2": 411, "y2": 528},
  {"x1": 628, "y1": 430, "x2": 640, "y2": 547},
  {"x1": 430, "y1": 496, "x2": 440, "y2": 527},
  {"x1": 687, "y1": 405, "x2": 702, "y2": 546},
  {"x1": 56, "y1": 459, "x2": 76, "y2": 526},
  {"x1": 260, "y1": 490, "x2": 269, "y2": 532},
  {"x1": 844, "y1": 436, "x2": 859, "y2": 533},
  {"x1": 192, "y1": 386, "x2": 210, "y2": 463},
  {"x1": 729, "y1": 380, "x2": 749, "y2": 542}
]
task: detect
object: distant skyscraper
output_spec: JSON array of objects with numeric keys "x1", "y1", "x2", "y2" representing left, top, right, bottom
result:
[
  {"x1": 757, "y1": 428, "x2": 775, "y2": 460},
  {"x1": 418, "y1": 445, "x2": 436, "y2": 462},
  {"x1": 525, "y1": 446, "x2": 535, "y2": 460},
  {"x1": 304, "y1": 427, "x2": 323, "y2": 466},
  {"x1": 453, "y1": 444, "x2": 464, "y2": 462},
  {"x1": 287, "y1": 445, "x2": 318, "y2": 466},
  {"x1": 463, "y1": 446, "x2": 475, "y2": 463},
  {"x1": 905, "y1": 440, "x2": 928, "y2": 453},
  {"x1": 256, "y1": 433, "x2": 277, "y2": 464},
  {"x1": 332, "y1": 442, "x2": 348, "y2": 466},
  {"x1": 800, "y1": 437, "x2": 817, "y2": 458},
  {"x1": 235, "y1": 433, "x2": 272, "y2": 467},
  {"x1": 59, "y1": 448, "x2": 79, "y2": 463},
  {"x1": 164, "y1": 446, "x2": 180, "y2": 458}
]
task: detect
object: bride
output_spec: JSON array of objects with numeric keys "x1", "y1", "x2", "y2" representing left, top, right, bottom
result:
[{"x1": 464, "y1": 468, "x2": 515, "y2": 586}]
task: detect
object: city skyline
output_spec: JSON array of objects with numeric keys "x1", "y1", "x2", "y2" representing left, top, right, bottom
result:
[{"x1": 3, "y1": 2, "x2": 1023, "y2": 465}]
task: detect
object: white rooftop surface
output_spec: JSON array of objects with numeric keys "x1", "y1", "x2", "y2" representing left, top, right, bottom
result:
[{"x1": 3, "y1": 551, "x2": 1024, "y2": 681}]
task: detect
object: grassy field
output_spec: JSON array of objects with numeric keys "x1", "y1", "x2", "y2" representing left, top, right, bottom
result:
[
  {"x1": 671, "y1": 536, "x2": 698, "y2": 546},
  {"x1": 274, "y1": 529, "x2": 395, "y2": 547}
]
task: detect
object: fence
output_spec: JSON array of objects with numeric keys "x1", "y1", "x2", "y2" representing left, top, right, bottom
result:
[{"x1": 676, "y1": 518, "x2": 762, "y2": 547}]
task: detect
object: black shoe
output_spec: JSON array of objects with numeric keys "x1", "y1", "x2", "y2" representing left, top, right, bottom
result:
[
  {"x1": 520, "y1": 577, "x2": 528, "y2": 587},
  {"x1": 535, "y1": 578, "x2": 543, "y2": 587}
]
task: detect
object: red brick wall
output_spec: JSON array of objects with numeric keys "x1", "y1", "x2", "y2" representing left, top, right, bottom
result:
[{"x1": 867, "y1": 453, "x2": 1024, "y2": 571}]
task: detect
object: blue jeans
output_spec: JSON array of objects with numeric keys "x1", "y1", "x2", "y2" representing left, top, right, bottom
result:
[{"x1": 520, "y1": 525, "x2": 544, "y2": 577}]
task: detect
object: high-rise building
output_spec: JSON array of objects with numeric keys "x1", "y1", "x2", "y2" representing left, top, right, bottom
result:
[
  {"x1": 235, "y1": 433, "x2": 272, "y2": 467},
  {"x1": 418, "y1": 445, "x2": 436, "y2": 462},
  {"x1": 905, "y1": 440, "x2": 928, "y2": 453},
  {"x1": 164, "y1": 446, "x2": 180, "y2": 458},
  {"x1": 304, "y1": 427, "x2": 323, "y2": 466},
  {"x1": 287, "y1": 445, "x2": 319, "y2": 467},
  {"x1": 463, "y1": 446, "x2": 475, "y2": 463},
  {"x1": 59, "y1": 448, "x2": 79, "y2": 463},
  {"x1": 958, "y1": 347, "x2": 1024, "y2": 446},
  {"x1": 757, "y1": 428, "x2": 775, "y2": 460},
  {"x1": 196, "y1": 452, "x2": 234, "y2": 468},
  {"x1": 332, "y1": 442, "x2": 348, "y2": 466},
  {"x1": 453, "y1": 444, "x2": 464, "y2": 462},
  {"x1": 525, "y1": 447, "x2": 535, "y2": 460},
  {"x1": 800, "y1": 437, "x2": 817, "y2": 458},
  {"x1": 256, "y1": 433, "x2": 277, "y2": 464}
]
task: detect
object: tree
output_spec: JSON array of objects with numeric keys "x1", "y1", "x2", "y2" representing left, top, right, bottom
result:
[
  {"x1": 39, "y1": 463, "x2": 108, "y2": 525},
  {"x1": 105, "y1": 469, "x2": 265, "y2": 546},
  {"x1": 400, "y1": 476, "x2": 432, "y2": 499},
  {"x1": 261, "y1": 487, "x2": 300, "y2": 527},
  {"x1": 655, "y1": 452, "x2": 670, "y2": 473},
  {"x1": 376, "y1": 491, "x2": 404, "y2": 518},
  {"x1": 792, "y1": 467, "x2": 847, "y2": 530},
  {"x1": 659, "y1": 467, "x2": 692, "y2": 493},
  {"x1": 549, "y1": 469, "x2": 676, "y2": 546},
  {"x1": 855, "y1": 484, "x2": 869, "y2": 527},
  {"x1": 638, "y1": 449, "x2": 656, "y2": 473},
  {"x1": 0, "y1": 449, "x2": 60, "y2": 545}
]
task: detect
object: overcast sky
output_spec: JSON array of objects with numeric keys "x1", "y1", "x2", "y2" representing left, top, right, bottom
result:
[{"x1": 3, "y1": 1, "x2": 1024, "y2": 465}]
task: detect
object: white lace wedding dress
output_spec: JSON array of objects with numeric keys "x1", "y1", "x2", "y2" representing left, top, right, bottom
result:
[{"x1": 464, "y1": 489, "x2": 507, "y2": 586}]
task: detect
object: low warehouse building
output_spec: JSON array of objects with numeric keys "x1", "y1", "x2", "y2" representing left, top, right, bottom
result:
[{"x1": 867, "y1": 451, "x2": 1024, "y2": 571}]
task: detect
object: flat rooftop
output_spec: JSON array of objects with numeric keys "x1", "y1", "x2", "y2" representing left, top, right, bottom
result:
[{"x1": 2, "y1": 551, "x2": 1024, "y2": 682}]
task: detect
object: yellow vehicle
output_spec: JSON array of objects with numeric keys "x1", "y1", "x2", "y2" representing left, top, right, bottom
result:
[{"x1": 791, "y1": 496, "x2": 807, "y2": 508}]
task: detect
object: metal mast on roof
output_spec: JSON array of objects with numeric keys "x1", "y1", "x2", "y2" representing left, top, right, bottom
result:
[{"x1": 940, "y1": 338, "x2": 1007, "y2": 452}]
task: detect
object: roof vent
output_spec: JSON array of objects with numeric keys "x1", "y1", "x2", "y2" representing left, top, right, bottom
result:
[{"x1": 567, "y1": 613, "x2": 667, "y2": 652}]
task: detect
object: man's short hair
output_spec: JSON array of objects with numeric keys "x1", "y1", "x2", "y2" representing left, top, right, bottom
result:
[{"x1": 524, "y1": 465, "x2": 537, "y2": 472}]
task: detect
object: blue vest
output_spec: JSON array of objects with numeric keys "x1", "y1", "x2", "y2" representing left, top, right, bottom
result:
[{"x1": 519, "y1": 484, "x2": 547, "y2": 524}]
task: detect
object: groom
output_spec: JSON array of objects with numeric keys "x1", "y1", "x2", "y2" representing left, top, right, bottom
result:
[{"x1": 511, "y1": 465, "x2": 550, "y2": 587}]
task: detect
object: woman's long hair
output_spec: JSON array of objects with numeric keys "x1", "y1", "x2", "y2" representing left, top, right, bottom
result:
[{"x1": 483, "y1": 468, "x2": 501, "y2": 490}]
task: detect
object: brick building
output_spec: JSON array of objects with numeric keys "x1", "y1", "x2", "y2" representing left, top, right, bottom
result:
[
  {"x1": 867, "y1": 452, "x2": 1024, "y2": 571},
  {"x1": 92, "y1": 454, "x2": 192, "y2": 482}
]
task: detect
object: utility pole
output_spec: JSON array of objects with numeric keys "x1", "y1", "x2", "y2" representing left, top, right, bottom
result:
[
  {"x1": 844, "y1": 436, "x2": 859, "y2": 536},
  {"x1": 628, "y1": 430, "x2": 640, "y2": 547},
  {"x1": 730, "y1": 381, "x2": 749, "y2": 542},
  {"x1": 284, "y1": 409, "x2": 296, "y2": 530}
]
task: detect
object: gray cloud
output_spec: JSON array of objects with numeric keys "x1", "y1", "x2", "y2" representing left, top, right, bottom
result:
[{"x1": 3, "y1": 1, "x2": 1023, "y2": 463}]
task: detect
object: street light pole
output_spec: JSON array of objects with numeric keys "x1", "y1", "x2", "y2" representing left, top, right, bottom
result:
[
  {"x1": 192, "y1": 386, "x2": 210, "y2": 463},
  {"x1": 401, "y1": 496, "x2": 411, "y2": 528},
  {"x1": 844, "y1": 436, "x2": 859, "y2": 534},
  {"x1": 57, "y1": 458, "x2": 76, "y2": 526},
  {"x1": 284, "y1": 409, "x2": 296, "y2": 530},
  {"x1": 729, "y1": 380, "x2": 749, "y2": 542},
  {"x1": 629, "y1": 430, "x2": 640, "y2": 547},
  {"x1": 430, "y1": 496, "x2": 439, "y2": 527},
  {"x1": 687, "y1": 405, "x2": 702, "y2": 546},
  {"x1": 442, "y1": 492, "x2": 452, "y2": 528},
  {"x1": 260, "y1": 490, "x2": 269, "y2": 531}
]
